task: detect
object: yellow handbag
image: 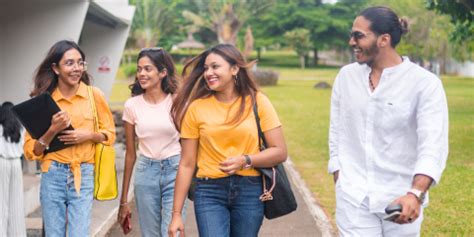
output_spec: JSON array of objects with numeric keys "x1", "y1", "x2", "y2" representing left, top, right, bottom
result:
[{"x1": 87, "y1": 86, "x2": 118, "y2": 201}]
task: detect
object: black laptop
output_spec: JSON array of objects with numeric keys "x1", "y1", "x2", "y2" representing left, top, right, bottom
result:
[{"x1": 12, "y1": 93, "x2": 74, "y2": 153}]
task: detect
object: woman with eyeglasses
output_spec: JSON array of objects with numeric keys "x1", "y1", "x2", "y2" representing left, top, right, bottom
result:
[
  {"x1": 117, "y1": 47, "x2": 184, "y2": 236},
  {"x1": 168, "y1": 44, "x2": 287, "y2": 237},
  {"x1": 23, "y1": 40, "x2": 116, "y2": 237},
  {"x1": 0, "y1": 102, "x2": 27, "y2": 236}
]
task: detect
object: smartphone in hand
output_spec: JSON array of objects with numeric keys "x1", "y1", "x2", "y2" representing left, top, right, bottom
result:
[
  {"x1": 121, "y1": 213, "x2": 132, "y2": 235},
  {"x1": 383, "y1": 204, "x2": 402, "y2": 222}
]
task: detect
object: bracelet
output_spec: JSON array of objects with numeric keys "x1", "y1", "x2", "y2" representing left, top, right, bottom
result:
[
  {"x1": 120, "y1": 202, "x2": 129, "y2": 206},
  {"x1": 171, "y1": 210, "x2": 181, "y2": 214},
  {"x1": 38, "y1": 138, "x2": 50, "y2": 150}
]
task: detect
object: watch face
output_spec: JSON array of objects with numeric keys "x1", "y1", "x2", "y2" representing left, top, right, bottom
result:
[{"x1": 419, "y1": 192, "x2": 426, "y2": 203}]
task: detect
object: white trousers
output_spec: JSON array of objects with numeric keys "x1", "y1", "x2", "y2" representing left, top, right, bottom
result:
[
  {"x1": 336, "y1": 184, "x2": 423, "y2": 237},
  {"x1": 0, "y1": 158, "x2": 26, "y2": 237}
]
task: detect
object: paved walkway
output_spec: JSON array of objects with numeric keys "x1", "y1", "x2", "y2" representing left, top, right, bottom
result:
[
  {"x1": 24, "y1": 145, "x2": 335, "y2": 236},
  {"x1": 105, "y1": 150, "x2": 333, "y2": 236}
]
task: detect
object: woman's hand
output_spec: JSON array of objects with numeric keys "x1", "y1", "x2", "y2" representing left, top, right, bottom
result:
[
  {"x1": 168, "y1": 214, "x2": 185, "y2": 237},
  {"x1": 219, "y1": 156, "x2": 246, "y2": 175},
  {"x1": 49, "y1": 111, "x2": 71, "y2": 134},
  {"x1": 58, "y1": 130, "x2": 93, "y2": 145},
  {"x1": 118, "y1": 204, "x2": 132, "y2": 226}
]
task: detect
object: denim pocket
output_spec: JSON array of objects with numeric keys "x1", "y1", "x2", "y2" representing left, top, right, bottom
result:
[
  {"x1": 135, "y1": 158, "x2": 148, "y2": 172},
  {"x1": 165, "y1": 155, "x2": 180, "y2": 171},
  {"x1": 243, "y1": 175, "x2": 262, "y2": 186}
]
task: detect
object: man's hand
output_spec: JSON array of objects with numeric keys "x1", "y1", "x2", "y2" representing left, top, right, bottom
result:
[
  {"x1": 333, "y1": 170, "x2": 339, "y2": 184},
  {"x1": 391, "y1": 193, "x2": 421, "y2": 224}
]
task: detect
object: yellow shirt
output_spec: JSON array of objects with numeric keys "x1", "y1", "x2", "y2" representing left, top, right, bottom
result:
[
  {"x1": 181, "y1": 92, "x2": 281, "y2": 178},
  {"x1": 24, "y1": 82, "x2": 116, "y2": 193}
]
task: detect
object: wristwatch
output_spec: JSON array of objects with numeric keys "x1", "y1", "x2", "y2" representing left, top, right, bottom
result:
[
  {"x1": 243, "y1": 155, "x2": 252, "y2": 169},
  {"x1": 408, "y1": 188, "x2": 426, "y2": 203}
]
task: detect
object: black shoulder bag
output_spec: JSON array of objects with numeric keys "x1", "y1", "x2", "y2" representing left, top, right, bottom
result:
[{"x1": 253, "y1": 103, "x2": 297, "y2": 219}]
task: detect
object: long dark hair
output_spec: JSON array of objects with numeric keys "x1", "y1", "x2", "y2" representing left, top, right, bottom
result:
[
  {"x1": 30, "y1": 40, "x2": 91, "y2": 97},
  {"x1": 0, "y1": 102, "x2": 22, "y2": 143},
  {"x1": 172, "y1": 44, "x2": 259, "y2": 130},
  {"x1": 359, "y1": 6, "x2": 409, "y2": 48},
  {"x1": 129, "y1": 48, "x2": 178, "y2": 96}
]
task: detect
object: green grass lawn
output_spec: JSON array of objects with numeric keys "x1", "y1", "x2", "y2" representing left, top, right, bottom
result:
[{"x1": 110, "y1": 64, "x2": 473, "y2": 235}]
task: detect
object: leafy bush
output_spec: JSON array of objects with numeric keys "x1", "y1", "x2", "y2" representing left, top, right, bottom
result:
[
  {"x1": 122, "y1": 63, "x2": 136, "y2": 79},
  {"x1": 122, "y1": 49, "x2": 202, "y2": 66},
  {"x1": 252, "y1": 69, "x2": 279, "y2": 86}
]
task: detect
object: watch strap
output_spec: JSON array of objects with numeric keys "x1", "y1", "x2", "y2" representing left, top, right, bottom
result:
[{"x1": 408, "y1": 188, "x2": 425, "y2": 203}]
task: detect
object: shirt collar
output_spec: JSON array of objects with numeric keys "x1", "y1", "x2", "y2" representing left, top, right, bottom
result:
[
  {"x1": 362, "y1": 56, "x2": 412, "y2": 76},
  {"x1": 51, "y1": 81, "x2": 89, "y2": 102},
  {"x1": 383, "y1": 56, "x2": 411, "y2": 74}
]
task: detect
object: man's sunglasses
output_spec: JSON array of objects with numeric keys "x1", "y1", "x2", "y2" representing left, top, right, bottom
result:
[{"x1": 349, "y1": 31, "x2": 372, "y2": 40}]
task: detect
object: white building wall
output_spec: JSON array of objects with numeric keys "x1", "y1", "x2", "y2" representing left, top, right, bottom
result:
[
  {"x1": 446, "y1": 60, "x2": 474, "y2": 77},
  {"x1": 0, "y1": 7, "x2": 4, "y2": 99},
  {"x1": 0, "y1": 0, "x2": 134, "y2": 104},
  {"x1": 80, "y1": 2, "x2": 134, "y2": 98},
  {"x1": 1, "y1": 0, "x2": 89, "y2": 104},
  {"x1": 81, "y1": 20, "x2": 132, "y2": 97}
]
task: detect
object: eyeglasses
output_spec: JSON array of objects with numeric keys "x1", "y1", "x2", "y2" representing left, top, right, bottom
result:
[
  {"x1": 140, "y1": 47, "x2": 163, "y2": 53},
  {"x1": 349, "y1": 31, "x2": 373, "y2": 41},
  {"x1": 55, "y1": 60, "x2": 88, "y2": 70}
]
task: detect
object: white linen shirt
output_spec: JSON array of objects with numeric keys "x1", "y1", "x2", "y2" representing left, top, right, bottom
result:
[{"x1": 328, "y1": 57, "x2": 449, "y2": 212}]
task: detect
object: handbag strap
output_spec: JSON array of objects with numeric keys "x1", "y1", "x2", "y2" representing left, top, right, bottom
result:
[
  {"x1": 87, "y1": 86, "x2": 99, "y2": 133},
  {"x1": 252, "y1": 103, "x2": 267, "y2": 151},
  {"x1": 252, "y1": 102, "x2": 276, "y2": 201}
]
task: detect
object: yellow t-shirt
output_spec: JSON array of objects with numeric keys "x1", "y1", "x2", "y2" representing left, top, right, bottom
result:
[{"x1": 181, "y1": 92, "x2": 281, "y2": 178}]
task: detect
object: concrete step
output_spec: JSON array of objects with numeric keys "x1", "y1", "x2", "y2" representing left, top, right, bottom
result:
[{"x1": 23, "y1": 174, "x2": 41, "y2": 216}]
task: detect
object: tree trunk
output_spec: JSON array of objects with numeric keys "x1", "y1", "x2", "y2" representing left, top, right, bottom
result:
[
  {"x1": 300, "y1": 56, "x2": 305, "y2": 70},
  {"x1": 257, "y1": 47, "x2": 261, "y2": 61},
  {"x1": 313, "y1": 48, "x2": 319, "y2": 66}
]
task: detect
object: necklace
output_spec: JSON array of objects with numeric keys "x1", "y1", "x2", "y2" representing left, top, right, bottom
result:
[{"x1": 369, "y1": 72, "x2": 376, "y2": 91}]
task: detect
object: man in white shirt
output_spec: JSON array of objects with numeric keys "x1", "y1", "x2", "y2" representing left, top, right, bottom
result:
[{"x1": 328, "y1": 6, "x2": 449, "y2": 236}]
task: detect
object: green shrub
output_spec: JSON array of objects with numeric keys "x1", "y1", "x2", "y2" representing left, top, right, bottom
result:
[
  {"x1": 121, "y1": 49, "x2": 202, "y2": 66},
  {"x1": 122, "y1": 63, "x2": 136, "y2": 79},
  {"x1": 252, "y1": 69, "x2": 279, "y2": 86}
]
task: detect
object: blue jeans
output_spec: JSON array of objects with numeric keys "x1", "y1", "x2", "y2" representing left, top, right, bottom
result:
[
  {"x1": 134, "y1": 155, "x2": 185, "y2": 237},
  {"x1": 40, "y1": 161, "x2": 94, "y2": 237},
  {"x1": 194, "y1": 175, "x2": 264, "y2": 237}
]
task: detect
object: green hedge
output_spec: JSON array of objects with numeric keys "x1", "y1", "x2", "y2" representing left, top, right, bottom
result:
[{"x1": 122, "y1": 50, "x2": 203, "y2": 66}]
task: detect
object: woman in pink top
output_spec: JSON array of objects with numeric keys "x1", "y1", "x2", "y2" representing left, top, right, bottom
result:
[{"x1": 118, "y1": 48, "x2": 183, "y2": 237}]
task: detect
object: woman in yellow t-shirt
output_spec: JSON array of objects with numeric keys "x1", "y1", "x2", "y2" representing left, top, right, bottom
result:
[
  {"x1": 168, "y1": 44, "x2": 287, "y2": 237},
  {"x1": 23, "y1": 40, "x2": 115, "y2": 236}
]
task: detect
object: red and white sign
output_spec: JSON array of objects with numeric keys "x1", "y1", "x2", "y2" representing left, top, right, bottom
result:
[{"x1": 98, "y1": 56, "x2": 111, "y2": 73}]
